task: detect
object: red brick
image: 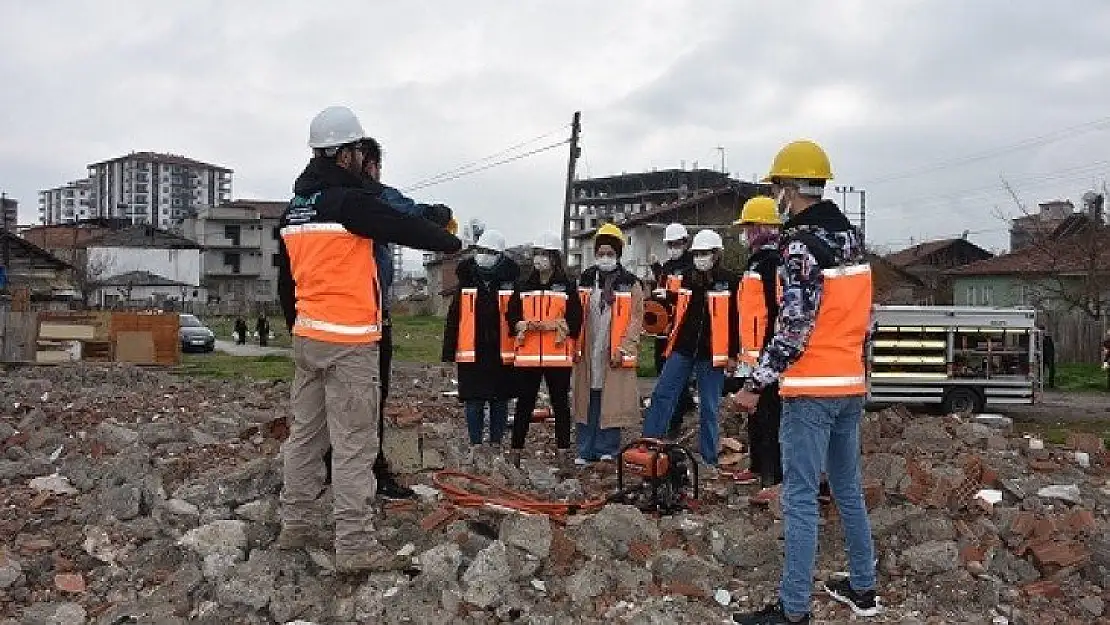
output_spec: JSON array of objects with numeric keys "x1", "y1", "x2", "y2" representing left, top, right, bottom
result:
[
  {"x1": 1063, "y1": 509, "x2": 1097, "y2": 535},
  {"x1": 1066, "y1": 432, "x2": 1106, "y2": 454},
  {"x1": 660, "y1": 531, "x2": 683, "y2": 550},
  {"x1": 420, "y1": 504, "x2": 460, "y2": 531},
  {"x1": 1029, "y1": 540, "x2": 1089, "y2": 568},
  {"x1": 54, "y1": 573, "x2": 86, "y2": 594},
  {"x1": 628, "y1": 540, "x2": 653, "y2": 563},
  {"x1": 960, "y1": 544, "x2": 986, "y2": 565},
  {"x1": 663, "y1": 581, "x2": 707, "y2": 599},
  {"x1": 863, "y1": 482, "x2": 885, "y2": 508},
  {"x1": 1009, "y1": 512, "x2": 1036, "y2": 538},
  {"x1": 1029, "y1": 458, "x2": 1060, "y2": 472},
  {"x1": 1022, "y1": 580, "x2": 1064, "y2": 599},
  {"x1": 1032, "y1": 517, "x2": 1057, "y2": 541}
]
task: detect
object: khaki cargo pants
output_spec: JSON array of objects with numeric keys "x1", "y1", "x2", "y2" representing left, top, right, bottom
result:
[{"x1": 281, "y1": 336, "x2": 380, "y2": 556}]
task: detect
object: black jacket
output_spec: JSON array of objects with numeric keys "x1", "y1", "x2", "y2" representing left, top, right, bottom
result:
[
  {"x1": 277, "y1": 157, "x2": 462, "y2": 332},
  {"x1": 506, "y1": 267, "x2": 583, "y2": 340},
  {"x1": 746, "y1": 246, "x2": 781, "y2": 350},
  {"x1": 670, "y1": 264, "x2": 740, "y2": 361},
  {"x1": 442, "y1": 256, "x2": 521, "y2": 400},
  {"x1": 650, "y1": 252, "x2": 694, "y2": 289}
]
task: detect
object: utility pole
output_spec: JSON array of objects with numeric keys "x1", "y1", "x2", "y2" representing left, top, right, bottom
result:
[
  {"x1": 716, "y1": 147, "x2": 726, "y2": 174},
  {"x1": 834, "y1": 185, "x2": 867, "y2": 247},
  {"x1": 560, "y1": 111, "x2": 582, "y2": 257}
]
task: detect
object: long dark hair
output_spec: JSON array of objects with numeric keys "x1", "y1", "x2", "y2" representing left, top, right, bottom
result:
[{"x1": 533, "y1": 249, "x2": 568, "y2": 282}]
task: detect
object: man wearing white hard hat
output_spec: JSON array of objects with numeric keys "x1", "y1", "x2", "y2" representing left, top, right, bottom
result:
[
  {"x1": 642, "y1": 229, "x2": 739, "y2": 476},
  {"x1": 276, "y1": 106, "x2": 462, "y2": 574}
]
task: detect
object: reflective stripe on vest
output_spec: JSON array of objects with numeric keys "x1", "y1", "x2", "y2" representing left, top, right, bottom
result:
[
  {"x1": 515, "y1": 290, "x2": 573, "y2": 367},
  {"x1": 665, "y1": 274, "x2": 682, "y2": 295},
  {"x1": 611, "y1": 291, "x2": 637, "y2": 368},
  {"x1": 282, "y1": 221, "x2": 382, "y2": 345},
  {"x1": 738, "y1": 270, "x2": 783, "y2": 367},
  {"x1": 780, "y1": 263, "x2": 872, "y2": 397},
  {"x1": 664, "y1": 287, "x2": 731, "y2": 367},
  {"x1": 455, "y1": 288, "x2": 478, "y2": 363},
  {"x1": 498, "y1": 290, "x2": 515, "y2": 364}
]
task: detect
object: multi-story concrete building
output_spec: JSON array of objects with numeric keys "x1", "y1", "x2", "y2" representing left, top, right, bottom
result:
[
  {"x1": 179, "y1": 199, "x2": 284, "y2": 304},
  {"x1": 85, "y1": 152, "x2": 233, "y2": 229},
  {"x1": 38, "y1": 179, "x2": 94, "y2": 225},
  {"x1": 1, "y1": 195, "x2": 18, "y2": 232}
]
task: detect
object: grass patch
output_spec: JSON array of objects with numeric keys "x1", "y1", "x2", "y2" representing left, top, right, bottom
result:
[
  {"x1": 638, "y1": 339, "x2": 658, "y2": 378},
  {"x1": 204, "y1": 315, "x2": 293, "y2": 348},
  {"x1": 1054, "y1": 363, "x2": 1108, "y2": 393},
  {"x1": 178, "y1": 352, "x2": 292, "y2": 381},
  {"x1": 391, "y1": 315, "x2": 447, "y2": 364},
  {"x1": 1014, "y1": 418, "x2": 1110, "y2": 449}
]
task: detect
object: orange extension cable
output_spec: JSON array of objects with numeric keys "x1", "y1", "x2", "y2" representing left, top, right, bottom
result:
[{"x1": 432, "y1": 469, "x2": 611, "y2": 523}]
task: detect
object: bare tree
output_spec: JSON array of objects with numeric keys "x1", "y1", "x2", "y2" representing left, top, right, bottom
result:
[{"x1": 1001, "y1": 179, "x2": 1110, "y2": 320}]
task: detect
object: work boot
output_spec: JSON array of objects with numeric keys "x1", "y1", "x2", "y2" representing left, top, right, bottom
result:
[
  {"x1": 507, "y1": 449, "x2": 522, "y2": 468},
  {"x1": 375, "y1": 470, "x2": 415, "y2": 500},
  {"x1": 276, "y1": 525, "x2": 320, "y2": 550},
  {"x1": 336, "y1": 545, "x2": 409, "y2": 574}
]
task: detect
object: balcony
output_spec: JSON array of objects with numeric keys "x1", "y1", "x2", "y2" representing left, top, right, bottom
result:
[
  {"x1": 205, "y1": 253, "x2": 262, "y2": 276},
  {"x1": 202, "y1": 230, "x2": 263, "y2": 249}
]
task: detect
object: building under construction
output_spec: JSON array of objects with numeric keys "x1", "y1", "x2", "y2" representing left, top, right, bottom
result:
[{"x1": 564, "y1": 169, "x2": 767, "y2": 276}]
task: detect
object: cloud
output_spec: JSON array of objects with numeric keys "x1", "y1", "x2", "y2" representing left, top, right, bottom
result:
[{"x1": 3, "y1": 0, "x2": 1110, "y2": 258}]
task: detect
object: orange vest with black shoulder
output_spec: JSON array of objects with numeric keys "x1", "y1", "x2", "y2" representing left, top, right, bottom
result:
[
  {"x1": 515, "y1": 288, "x2": 574, "y2": 367},
  {"x1": 664, "y1": 281, "x2": 733, "y2": 368},
  {"x1": 577, "y1": 268, "x2": 638, "y2": 369},
  {"x1": 738, "y1": 254, "x2": 783, "y2": 368},
  {"x1": 454, "y1": 284, "x2": 517, "y2": 365},
  {"x1": 281, "y1": 194, "x2": 382, "y2": 345},
  {"x1": 779, "y1": 262, "x2": 872, "y2": 397}
]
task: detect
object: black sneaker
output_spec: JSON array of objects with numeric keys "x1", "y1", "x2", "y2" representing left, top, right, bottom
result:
[
  {"x1": 823, "y1": 577, "x2": 880, "y2": 617},
  {"x1": 375, "y1": 472, "x2": 415, "y2": 500},
  {"x1": 732, "y1": 603, "x2": 810, "y2": 624}
]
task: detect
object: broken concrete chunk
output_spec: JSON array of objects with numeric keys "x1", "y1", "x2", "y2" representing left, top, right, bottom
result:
[
  {"x1": 499, "y1": 512, "x2": 552, "y2": 560},
  {"x1": 461, "y1": 541, "x2": 512, "y2": 608},
  {"x1": 29, "y1": 472, "x2": 77, "y2": 495},
  {"x1": 1036, "y1": 484, "x2": 1082, "y2": 505},
  {"x1": 177, "y1": 520, "x2": 248, "y2": 559}
]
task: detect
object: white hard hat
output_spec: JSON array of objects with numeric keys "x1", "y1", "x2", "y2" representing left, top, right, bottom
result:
[
  {"x1": 663, "y1": 223, "x2": 689, "y2": 243},
  {"x1": 308, "y1": 106, "x2": 368, "y2": 149},
  {"x1": 690, "y1": 229, "x2": 723, "y2": 252},
  {"x1": 534, "y1": 232, "x2": 562, "y2": 252},
  {"x1": 475, "y1": 229, "x2": 506, "y2": 254}
]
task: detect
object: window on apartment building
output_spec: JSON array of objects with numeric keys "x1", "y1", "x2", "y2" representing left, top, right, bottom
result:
[
  {"x1": 272, "y1": 226, "x2": 280, "y2": 240},
  {"x1": 966, "y1": 285, "x2": 976, "y2": 306},
  {"x1": 982, "y1": 285, "x2": 994, "y2": 306},
  {"x1": 272, "y1": 253, "x2": 281, "y2": 267},
  {"x1": 224, "y1": 252, "x2": 241, "y2": 274},
  {"x1": 224, "y1": 224, "x2": 241, "y2": 245}
]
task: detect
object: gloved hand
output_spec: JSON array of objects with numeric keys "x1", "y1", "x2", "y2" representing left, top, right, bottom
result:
[
  {"x1": 553, "y1": 319, "x2": 570, "y2": 345},
  {"x1": 514, "y1": 321, "x2": 529, "y2": 342},
  {"x1": 427, "y1": 204, "x2": 453, "y2": 228}
]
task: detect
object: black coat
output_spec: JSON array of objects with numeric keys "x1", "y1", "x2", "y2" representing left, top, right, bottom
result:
[
  {"x1": 442, "y1": 256, "x2": 521, "y2": 401},
  {"x1": 669, "y1": 264, "x2": 740, "y2": 360}
]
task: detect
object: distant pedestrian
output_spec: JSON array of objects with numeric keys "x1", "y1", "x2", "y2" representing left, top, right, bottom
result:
[
  {"x1": 256, "y1": 315, "x2": 270, "y2": 347},
  {"x1": 1040, "y1": 327, "x2": 1055, "y2": 389},
  {"x1": 234, "y1": 317, "x2": 248, "y2": 345},
  {"x1": 1102, "y1": 330, "x2": 1110, "y2": 390}
]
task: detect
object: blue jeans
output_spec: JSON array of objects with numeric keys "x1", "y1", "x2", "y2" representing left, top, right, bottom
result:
[
  {"x1": 576, "y1": 389, "x2": 621, "y2": 460},
  {"x1": 464, "y1": 399, "x2": 508, "y2": 445},
  {"x1": 642, "y1": 351, "x2": 724, "y2": 465},
  {"x1": 779, "y1": 396, "x2": 876, "y2": 615}
]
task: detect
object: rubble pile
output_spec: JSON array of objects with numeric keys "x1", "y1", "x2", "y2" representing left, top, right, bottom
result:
[{"x1": 0, "y1": 363, "x2": 1107, "y2": 624}]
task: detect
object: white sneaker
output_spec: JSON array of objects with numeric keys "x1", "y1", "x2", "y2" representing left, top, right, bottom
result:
[
  {"x1": 574, "y1": 457, "x2": 589, "y2": 466},
  {"x1": 599, "y1": 454, "x2": 614, "y2": 462}
]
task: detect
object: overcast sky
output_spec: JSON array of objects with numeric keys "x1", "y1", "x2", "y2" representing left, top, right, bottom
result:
[{"x1": 3, "y1": 0, "x2": 1110, "y2": 262}]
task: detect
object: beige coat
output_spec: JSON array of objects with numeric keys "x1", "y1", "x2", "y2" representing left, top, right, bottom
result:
[{"x1": 572, "y1": 281, "x2": 644, "y2": 429}]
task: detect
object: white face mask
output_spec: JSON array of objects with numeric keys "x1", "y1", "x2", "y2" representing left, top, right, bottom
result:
[
  {"x1": 667, "y1": 247, "x2": 684, "y2": 261},
  {"x1": 533, "y1": 255, "x2": 552, "y2": 272},
  {"x1": 475, "y1": 253, "x2": 498, "y2": 269},
  {"x1": 693, "y1": 255, "x2": 714, "y2": 272},
  {"x1": 596, "y1": 256, "x2": 618, "y2": 272}
]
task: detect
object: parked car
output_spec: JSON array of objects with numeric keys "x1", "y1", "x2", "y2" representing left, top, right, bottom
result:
[{"x1": 179, "y1": 314, "x2": 216, "y2": 353}]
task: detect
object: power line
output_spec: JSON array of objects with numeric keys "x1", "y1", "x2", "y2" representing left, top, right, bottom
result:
[
  {"x1": 402, "y1": 139, "x2": 569, "y2": 192},
  {"x1": 860, "y1": 115, "x2": 1110, "y2": 186},
  {"x1": 400, "y1": 125, "x2": 570, "y2": 191}
]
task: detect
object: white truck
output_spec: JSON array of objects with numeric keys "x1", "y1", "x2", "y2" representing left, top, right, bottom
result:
[{"x1": 868, "y1": 306, "x2": 1041, "y2": 413}]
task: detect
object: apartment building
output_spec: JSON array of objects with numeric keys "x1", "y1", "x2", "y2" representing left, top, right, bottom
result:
[
  {"x1": 179, "y1": 199, "x2": 285, "y2": 303},
  {"x1": 38, "y1": 179, "x2": 94, "y2": 225},
  {"x1": 85, "y1": 152, "x2": 233, "y2": 229}
]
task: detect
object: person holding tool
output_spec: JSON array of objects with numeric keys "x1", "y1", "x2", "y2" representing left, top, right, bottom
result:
[
  {"x1": 507, "y1": 232, "x2": 583, "y2": 469},
  {"x1": 441, "y1": 229, "x2": 520, "y2": 451},
  {"x1": 572, "y1": 224, "x2": 643, "y2": 465},
  {"x1": 276, "y1": 105, "x2": 461, "y2": 574},
  {"x1": 731, "y1": 140, "x2": 878, "y2": 624},
  {"x1": 730, "y1": 196, "x2": 784, "y2": 503}
]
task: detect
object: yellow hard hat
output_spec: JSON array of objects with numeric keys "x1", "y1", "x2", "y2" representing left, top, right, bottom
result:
[
  {"x1": 735, "y1": 196, "x2": 781, "y2": 226},
  {"x1": 595, "y1": 222, "x2": 624, "y2": 243},
  {"x1": 763, "y1": 139, "x2": 833, "y2": 182}
]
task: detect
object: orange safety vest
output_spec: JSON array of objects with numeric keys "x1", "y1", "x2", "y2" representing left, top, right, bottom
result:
[
  {"x1": 738, "y1": 271, "x2": 783, "y2": 367},
  {"x1": 664, "y1": 287, "x2": 732, "y2": 368},
  {"x1": 779, "y1": 263, "x2": 873, "y2": 397},
  {"x1": 577, "y1": 287, "x2": 638, "y2": 368},
  {"x1": 515, "y1": 290, "x2": 574, "y2": 367},
  {"x1": 281, "y1": 222, "x2": 382, "y2": 344},
  {"x1": 455, "y1": 287, "x2": 516, "y2": 365}
]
